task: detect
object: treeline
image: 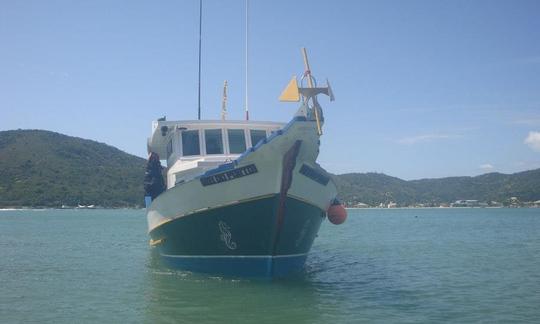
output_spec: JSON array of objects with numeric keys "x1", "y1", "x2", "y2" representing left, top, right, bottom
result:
[
  {"x1": 0, "y1": 130, "x2": 146, "y2": 208},
  {"x1": 1, "y1": 129, "x2": 539, "y2": 208},
  {"x1": 333, "y1": 170, "x2": 540, "y2": 206}
]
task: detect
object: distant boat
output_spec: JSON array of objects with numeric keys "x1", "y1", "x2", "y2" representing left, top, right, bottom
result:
[
  {"x1": 144, "y1": 50, "x2": 346, "y2": 277},
  {"x1": 76, "y1": 204, "x2": 95, "y2": 209}
]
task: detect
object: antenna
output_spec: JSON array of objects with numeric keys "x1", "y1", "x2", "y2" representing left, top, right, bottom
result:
[
  {"x1": 197, "y1": 0, "x2": 203, "y2": 120},
  {"x1": 244, "y1": 0, "x2": 249, "y2": 120},
  {"x1": 221, "y1": 80, "x2": 228, "y2": 120}
]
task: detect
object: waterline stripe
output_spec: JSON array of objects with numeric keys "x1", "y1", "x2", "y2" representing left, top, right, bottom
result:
[{"x1": 160, "y1": 253, "x2": 308, "y2": 259}]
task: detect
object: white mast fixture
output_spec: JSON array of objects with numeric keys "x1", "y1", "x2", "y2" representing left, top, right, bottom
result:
[{"x1": 221, "y1": 80, "x2": 228, "y2": 120}]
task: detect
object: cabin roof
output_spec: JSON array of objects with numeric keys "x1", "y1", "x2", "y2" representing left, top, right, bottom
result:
[
  {"x1": 148, "y1": 119, "x2": 286, "y2": 158},
  {"x1": 152, "y1": 119, "x2": 285, "y2": 132}
]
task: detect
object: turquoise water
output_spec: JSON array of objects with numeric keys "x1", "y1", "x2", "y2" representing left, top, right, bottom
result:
[{"x1": 1, "y1": 208, "x2": 539, "y2": 323}]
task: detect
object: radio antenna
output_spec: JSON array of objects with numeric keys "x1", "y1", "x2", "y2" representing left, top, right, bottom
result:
[
  {"x1": 244, "y1": 0, "x2": 250, "y2": 120},
  {"x1": 197, "y1": 0, "x2": 203, "y2": 120}
]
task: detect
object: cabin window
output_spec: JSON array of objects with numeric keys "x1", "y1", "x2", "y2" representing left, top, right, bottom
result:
[
  {"x1": 250, "y1": 129, "x2": 267, "y2": 147},
  {"x1": 227, "y1": 129, "x2": 246, "y2": 154},
  {"x1": 181, "y1": 130, "x2": 200, "y2": 156},
  {"x1": 205, "y1": 129, "x2": 223, "y2": 154}
]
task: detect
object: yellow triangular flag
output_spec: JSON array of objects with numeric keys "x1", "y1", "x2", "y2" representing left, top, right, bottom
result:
[{"x1": 279, "y1": 76, "x2": 300, "y2": 102}]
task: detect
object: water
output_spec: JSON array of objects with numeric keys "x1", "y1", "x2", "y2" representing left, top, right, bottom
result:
[{"x1": 1, "y1": 208, "x2": 539, "y2": 323}]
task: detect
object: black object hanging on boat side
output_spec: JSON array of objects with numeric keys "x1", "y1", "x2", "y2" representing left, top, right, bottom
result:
[{"x1": 144, "y1": 152, "x2": 166, "y2": 200}]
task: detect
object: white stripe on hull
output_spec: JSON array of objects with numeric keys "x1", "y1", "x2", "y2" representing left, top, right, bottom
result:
[{"x1": 160, "y1": 253, "x2": 308, "y2": 259}]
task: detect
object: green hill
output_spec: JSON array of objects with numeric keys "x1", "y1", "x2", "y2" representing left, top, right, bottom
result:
[
  {"x1": 335, "y1": 169, "x2": 540, "y2": 207},
  {"x1": 1, "y1": 129, "x2": 539, "y2": 208},
  {"x1": 0, "y1": 130, "x2": 146, "y2": 208}
]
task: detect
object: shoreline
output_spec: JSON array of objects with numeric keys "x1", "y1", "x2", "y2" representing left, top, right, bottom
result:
[
  {"x1": 0, "y1": 207, "x2": 143, "y2": 211},
  {"x1": 345, "y1": 206, "x2": 538, "y2": 210},
  {"x1": 1, "y1": 206, "x2": 537, "y2": 211}
]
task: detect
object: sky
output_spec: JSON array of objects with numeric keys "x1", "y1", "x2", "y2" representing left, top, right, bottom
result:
[{"x1": 1, "y1": 0, "x2": 539, "y2": 180}]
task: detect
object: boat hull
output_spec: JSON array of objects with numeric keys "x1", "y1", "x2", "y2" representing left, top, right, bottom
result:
[
  {"x1": 147, "y1": 117, "x2": 337, "y2": 277},
  {"x1": 149, "y1": 194, "x2": 325, "y2": 277}
]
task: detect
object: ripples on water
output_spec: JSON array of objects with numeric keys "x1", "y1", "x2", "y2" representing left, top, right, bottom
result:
[{"x1": 1, "y1": 208, "x2": 539, "y2": 323}]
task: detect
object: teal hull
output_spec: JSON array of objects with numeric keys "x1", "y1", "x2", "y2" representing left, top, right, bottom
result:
[{"x1": 149, "y1": 195, "x2": 325, "y2": 277}]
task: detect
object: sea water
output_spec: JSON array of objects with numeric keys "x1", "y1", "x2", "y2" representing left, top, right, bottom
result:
[{"x1": 0, "y1": 208, "x2": 539, "y2": 323}]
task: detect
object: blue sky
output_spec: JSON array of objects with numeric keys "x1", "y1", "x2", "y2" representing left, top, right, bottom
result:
[{"x1": 1, "y1": 0, "x2": 539, "y2": 179}]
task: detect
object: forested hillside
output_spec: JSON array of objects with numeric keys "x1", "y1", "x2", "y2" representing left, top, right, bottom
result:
[
  {"x1": 0, "y1": 130, "x2": 146, "y2": 207},
  {"x1": 1, "y1": 129, "x2": 539, "y2": 208},
  {"x1": 334, "y1": 169, "x2": 540, "y2": 206}
]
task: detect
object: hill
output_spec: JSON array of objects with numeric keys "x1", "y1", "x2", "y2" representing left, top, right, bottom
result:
[
  {"x1": 334, "y1": 169, "x2": 540, "y2": 207},
  {"x1": 0, "y1": 130, "x2": 146, "y2": 208},
  {"x1": 1, "y1": 129, "x2": 539, "y2": 208}
]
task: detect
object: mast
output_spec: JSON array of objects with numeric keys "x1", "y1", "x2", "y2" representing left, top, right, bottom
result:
[
  {"x1": 279, "y1": 48, "x2": 334, "y2": 133},
  {"x1": 301, "y1": 47, "x2": 322, "y2": 135},
  {"x1": 244, "y1": 0, "x2": 249, "y2": 120},
  {"x1": 197, "y1": 0, "x2": 203, "y2": 120}
]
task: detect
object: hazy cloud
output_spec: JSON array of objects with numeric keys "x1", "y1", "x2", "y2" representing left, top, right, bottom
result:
[
  {"x1": 397, "y1": 134, "x2": 461, "y2": 145},
  {"x1": 524, "y1": 131, "x2": 540, "y2": 151},
  {"x1": 515, "y1": 160, "x2": 540, "y2": 170},
  {"x1": 479, "y1": 163, "x2": 494, "y2": 171},
  {"x1": 513, "y1": 118, "x2": 540, "y2": 126}
]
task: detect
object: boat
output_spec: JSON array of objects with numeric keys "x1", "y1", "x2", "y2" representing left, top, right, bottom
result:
[
  {"x1": 144, "y1": 49, "x2": 346, "y2": 277},
  {"x1": 76, "y1": 204, "x2": 95, "y2": 209}
]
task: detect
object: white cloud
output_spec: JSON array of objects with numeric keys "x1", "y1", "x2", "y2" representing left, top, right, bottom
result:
[
  {"x1": 524, "y1": 131, "x2": 540, "y2": 151},
  {"x1": 479, "y1": 164, "x2": 494, "y2": 171},
  {"x1": 397, "y1": 134, "x2": 461, "y2": 145},
  {"x1": 513, "y1": 118, "x2": 540, "y2": 126}
]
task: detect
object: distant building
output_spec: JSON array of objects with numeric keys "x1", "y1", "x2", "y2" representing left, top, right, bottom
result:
[
  {"x1": 508, "y1": 197, "x2": 521, "y2": 207},
  {"x1": 451, "y1": 200, "x2": 480, "y2": 207},
  {"x1": 354, "y1": 202, "x2": 370, "y2": 208},
  {"x1": 490, "y1": 201, "x2": 503, "y2": 207},
  {"x1": 387, "y1": 202, "x2": 397, "y2": 208}
]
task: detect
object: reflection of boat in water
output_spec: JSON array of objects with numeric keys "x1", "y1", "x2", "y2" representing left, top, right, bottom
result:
[
  {"x1": 144, "y1": 250, "x2": 323, "y2": 323},
  {"x1": 144, "y1": 50, "x2": 345, "y2": 277}
]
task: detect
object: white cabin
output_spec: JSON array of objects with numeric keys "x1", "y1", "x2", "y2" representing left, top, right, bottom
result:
[{"x1": 147, "y1": 119, "x2": 285, "y2": 189}]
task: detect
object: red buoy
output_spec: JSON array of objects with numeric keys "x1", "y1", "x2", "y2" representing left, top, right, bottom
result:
[{"x1": 327, "y1": 203, "x2": 347, "y2": 225}]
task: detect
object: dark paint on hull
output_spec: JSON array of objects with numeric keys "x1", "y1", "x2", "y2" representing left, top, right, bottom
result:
[{"x1": 149, "y1": 195, "x2": 325, "y2": 277}]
